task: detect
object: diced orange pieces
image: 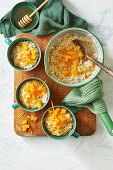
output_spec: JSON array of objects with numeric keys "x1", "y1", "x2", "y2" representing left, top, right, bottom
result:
[
  {"x1": 26, "y1": 116, "x2": 30, "y2": 119},
  {"x1": 69, "y1": 50, "x2": 78, "y2": 55},
  {"x1": 27, "y1": 52, "x2": 31, "y2": 56},
  {"x1": 21, "y1": 114, "x2": 38, "y2": 133},
  {"x1": 31, "y1": 55, "x2": 36, "y2": 59},
  {"x1": 72, "y1": 68, "x2": 78, "y2": 76},
  {"x1": 63, "y1": 55, "x2": 71, "y2": 60},
  {"x1": 23, "y1": 86, "x2": 29, "y2": 92},
  {"x1": 58, "y1": 45, "x2": 88, "y2": 78},
  {"x1": 25, "y1": 58, "x2": 31, "y2": 66},
  {"x1": 27, "y1": 58, "x2": 31, "y2": 63},
  {"x1": 22, "y1": 124, "x2": 29, "y2": 132},
  {"x1": 53, "y1": 108, "x2": 60, "y2": 115},
  {"x1": 26, "y1": 93, "x2": 31, "y2": 99},
  {"x1": 60, "y1": 108, "x2": 66, "y2": 114},
  {"x1": 32, "y1": 94, "x2": 36, "y2": 100},
  {"x1": 26, "y1": 102, "x2": 30, "y2": 108},
  {"x1": 23, "y1": 81, "x2": 47, "y2": 101},
  {"x1": 31, "y1": 49, "x2": 36, "y2": 55},
  {"x1": 62, "y1": 69, "x2": 69, "y2": 77},
  {"x1": 78, "y1": 51, "x2": 84, "y2": 58},
  {"x1": 29, "y1": 86, "x2": 35, "y2": 93},
  {"x1": 31, "y1": 50, "x2": 36, "y2": 59},
  {"x1": 29, "y1": 83, "x2": 34, "y2": 88},
  {"x1": 48, "y1": 109, "x2": 53, "y2": 114},
  {"x1": 38, "y1": 101, "x2": 43, "y2": 109},
  {"x1": 23, "y1": 44, "x2": 29, "y2": 51},
  {"x1": 31, "y1": 115, "x2": 38, "y2": 121},
  {"x1": 46, "y1": 107, "x2": 72, "y2": 129},
  {"x1": 21, "y1": 120, "x2": 27, "y2": 125},
  {"x1": 23, "y1": 84, "x2": 35, "y2": 93}
]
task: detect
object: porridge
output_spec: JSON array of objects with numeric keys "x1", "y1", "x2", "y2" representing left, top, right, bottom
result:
[
  {"x1": 11, "y1": 41, "x2": 39, "y2": 69},
  {"x1": 48, "y1": 34, "x2": 96, "y2": 83},
  {"x1": 19, "y1": 80, "x2": 48, "y2": 109},
  {"x1": 45, "y1": 107, "x2": 73, "y2": 137}
]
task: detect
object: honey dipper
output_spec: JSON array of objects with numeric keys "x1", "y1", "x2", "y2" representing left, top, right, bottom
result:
[{"x1": 18, "y1": 0, "x2": 48, "y2": 28}]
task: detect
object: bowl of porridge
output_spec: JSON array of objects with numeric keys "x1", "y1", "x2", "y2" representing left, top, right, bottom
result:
[
  {"x1": 12, "y1": 77, "x2": 50, "y2": 112},
  {"x1": 42, "y1": 106, "x2": 79, "y2": 139},
  {"x1": 44, "y1": 28, "x2": 104, "y2": 87},
  {"x1": 5, "y1": 37, "x2": 41, "y2": 71}
]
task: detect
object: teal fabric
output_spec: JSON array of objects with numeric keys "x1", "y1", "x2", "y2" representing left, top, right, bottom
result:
[
  {"x1": 61, "y1": 78, "x2": 108, "y2": 114},
  {"x1": 0, "y1": 0, "x2": 88, "y2": 38}
]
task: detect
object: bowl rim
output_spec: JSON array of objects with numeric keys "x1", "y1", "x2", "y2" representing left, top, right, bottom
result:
[
  {"x1": 7, "y1": 37, "x2": 41, "y2": 72},
  {"x1": 10, "y1": 1, "x2": 39, "y2": 32},
  {"x1": 15, "y1": 77, "x2": 50, "y2": 112},
  {"x1": 44, "y1": 27, "x2": 104, "y2": 87},
  {"x1": 41, "y1": 105, "x2": 76, "y2": 140}
]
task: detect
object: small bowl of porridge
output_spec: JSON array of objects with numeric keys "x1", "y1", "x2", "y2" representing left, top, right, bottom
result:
[
  {"x1": 44, "y1": 27, "x2": 104, "y2": 87},
  {"x1": 12, "y1": 77, "x2": 50, "y2": 112},
  {"x1": 42, "y1": 106, "x2": 79, "y2": 139},
  {"x1": 5, "y1": 37, "x2": 41, "y2": 71}
]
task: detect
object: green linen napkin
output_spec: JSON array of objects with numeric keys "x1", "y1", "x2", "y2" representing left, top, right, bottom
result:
[
  {"x1": 61, "y1": 78, "x2": 108, "y2": 114},
  {"x1": 0, "y1": 0, "x2": 88, "y2": 38}
]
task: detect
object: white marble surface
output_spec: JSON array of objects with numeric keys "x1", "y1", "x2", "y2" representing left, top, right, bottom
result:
[{"x1": 0, "y1": 0, "x2": 113, "y2": 170}]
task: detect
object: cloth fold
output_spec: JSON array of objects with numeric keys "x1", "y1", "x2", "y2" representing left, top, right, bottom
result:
[
  {"x1": 61, "y1": 78, "x2": 108, "y2": 114},
  {"x1": 0, "y1": 0, "x2": 88, "y2": 38}
]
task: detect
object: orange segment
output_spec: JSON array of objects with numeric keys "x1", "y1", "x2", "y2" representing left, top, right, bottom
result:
[
  {"x1": 31, "y1": 49, "x2": 36, "y2": 55},
  {"x1": 23, "y1": 44, "x2": 29, "y2": 51},
  {"x1": 31, "y1": 54, "x2": 36, "y2": 59},
  {"x1": 22, "y1": 124, "x2": 29, "y2": 132},
  {"x1": 38, "y1": 101, "x2": 43, "y2": 109},
  {"x1": 21, "y1": 120, "x2": 27, "y2": 125},
  {"x1": 31, "y1": 116, "x2": 38, "y2": 121}
]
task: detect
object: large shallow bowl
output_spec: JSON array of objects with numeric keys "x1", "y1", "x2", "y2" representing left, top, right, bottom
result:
[{"x1": 44, "y1": 27, "x2": 104, "y2": 87}]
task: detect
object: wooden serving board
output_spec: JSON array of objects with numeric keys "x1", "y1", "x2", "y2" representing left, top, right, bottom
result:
[{"x1": 14, "y1": 33, "x2": 96, "y2": 136}]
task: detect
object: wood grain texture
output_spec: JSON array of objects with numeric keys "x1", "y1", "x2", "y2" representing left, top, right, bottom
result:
[{"x1": 14, "y1": 33, "x2": 96, "y2": 136}]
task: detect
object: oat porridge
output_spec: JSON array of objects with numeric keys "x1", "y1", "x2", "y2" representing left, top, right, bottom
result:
[
  {"x1": 11, "y1": 41, "x2": 39, "y2": 69},
  {"x1": 48, "y1": 34, "x2": 96, "y2": 83},
  {"x1": 19, "y1": 80, "x2": 48, "y2": 109},
  {"x1": 45, "y1": 107, "x2": 73, "y2": 137}
]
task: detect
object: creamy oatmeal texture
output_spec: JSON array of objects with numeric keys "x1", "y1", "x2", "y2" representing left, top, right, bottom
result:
[
  {"x1": 45, "y1": 107, "x2": 73, "y2": 137},
  {"x1": 11, "y1": 41, "x2": 39, "y2": 69},
  {"x1": 48, "y1": 34, "x2": 96, "y2": 84},
  {"x1": 19, "y1": 80, "x2": 48, "y2": 109}
]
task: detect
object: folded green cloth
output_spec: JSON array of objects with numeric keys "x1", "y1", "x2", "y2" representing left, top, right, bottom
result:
[
  {"x1": 0, "y1": 0, "x2": 88, "y2": 38},
  {"x1": 61, "y1": 78, "x2": 108, "y2": 114}
]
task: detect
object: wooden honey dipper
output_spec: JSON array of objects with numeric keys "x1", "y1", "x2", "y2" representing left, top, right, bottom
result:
[{"x1": 18, "y1": 0, "x2": 48, "y2": 28}]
